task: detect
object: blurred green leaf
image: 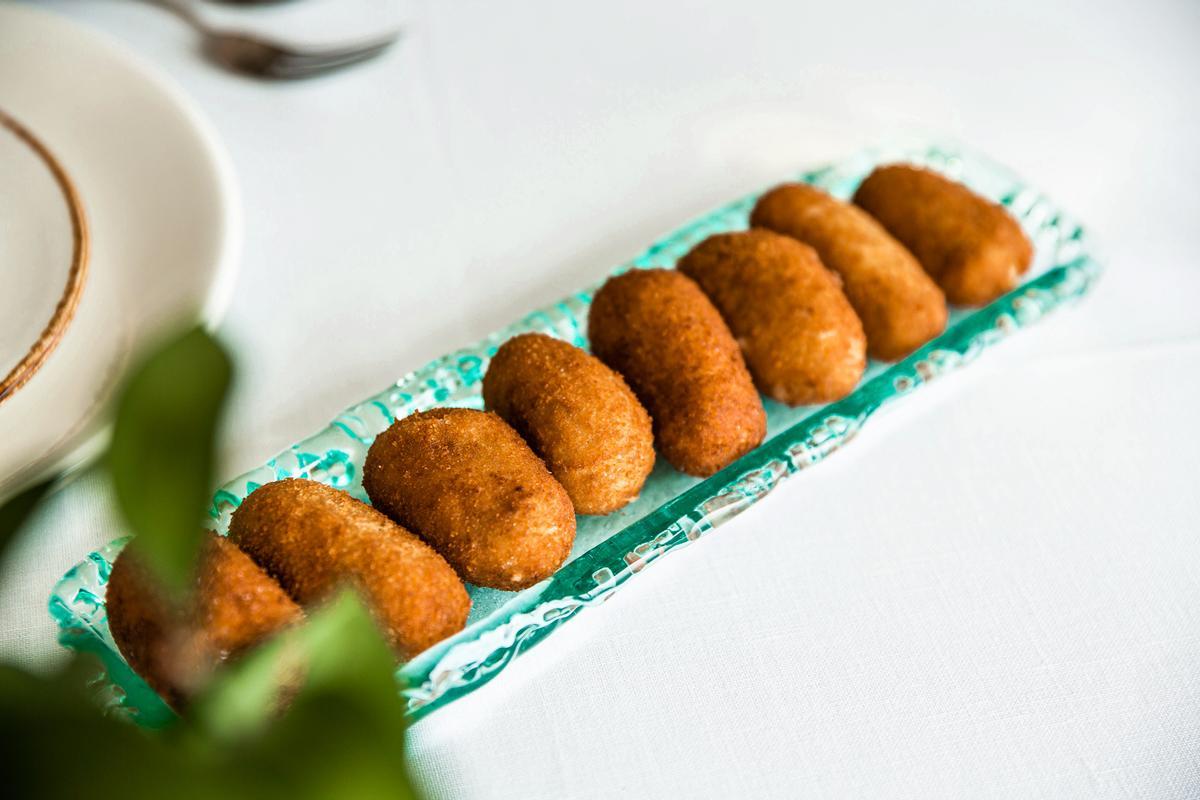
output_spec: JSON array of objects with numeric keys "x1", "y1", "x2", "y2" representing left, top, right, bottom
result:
[
  {"x1": 290, "y1": 590, "x2": 405, "y2": 705},
  {"x1": 109, "y1": 326, "x2": 232, "y2": 592},
  {"x1": 192, "y1": 591, "x2": 402, "y2": 741},
  {"x1": 190, "y1": 591, "x2": 420, "y2": 799},
  {"x1": 4, "y1": 656, "x2": 214, "y2": 800},
  {"x1": 0, "y1": 478, "x2": 54, "y2": 560},
  {"x1": 6, "y1": 595, "x2": 422, "y2": 799},
  {"x1": 188, "y1": 627, "x2": 303, "y2": 743},
  {"x1": 4, "y1": 326, "x2": 425, "y2": 799}
]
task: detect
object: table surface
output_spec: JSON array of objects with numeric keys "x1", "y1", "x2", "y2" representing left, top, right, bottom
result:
[{"x1": 3, "y1": 1, "x2": 1199, "y2": 797}]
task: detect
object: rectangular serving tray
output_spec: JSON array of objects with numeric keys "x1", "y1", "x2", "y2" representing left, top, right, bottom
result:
[{"x1": 50, "y1": 141, "x2": 1100, "y2": 726}]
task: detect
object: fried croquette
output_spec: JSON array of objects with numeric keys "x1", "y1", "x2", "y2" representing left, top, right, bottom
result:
[
  {"x1": 587, "y1": 268, "x2": 766, "y2": 477},
  {"x1": 229, "y1": 478, "x2": 470, "y2": 659},
  {"x1": 750, "y1": 183, "x2": 948, "y2": 361},
  {"x1": 677, "y1": 231, "x2": 867, "y2": 405},
  {"x1": 852, "y1": 164, "x2": 1033, "y2": 306},
  {"x1": 363, "y1": 408, "x2": 576, "y2": 591},
  {"x1": 482, "y1": 333, "x2": 655, "y2": 515},
  {"x1": 106, "y1": 532, "x2": 303, "y2": 711}
]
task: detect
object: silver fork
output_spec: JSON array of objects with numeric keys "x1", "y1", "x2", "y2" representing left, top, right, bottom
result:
[{"x1": 148, "y1": 0, "x2": 401, "y2": 80}]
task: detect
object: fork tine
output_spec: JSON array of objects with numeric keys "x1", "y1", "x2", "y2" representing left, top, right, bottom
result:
[
  {"x1": 269, "y1": 43, "x2": 396, "y2": 79},
  {"x1": 268, "y1": 53, "x2": 382, "y2": 79},
  {"x1": 284, "y1": 32, "x2": 401, "y2": 63},
  {"x1": 271, "y1": 33, "x2": 399, "y2": 71}
]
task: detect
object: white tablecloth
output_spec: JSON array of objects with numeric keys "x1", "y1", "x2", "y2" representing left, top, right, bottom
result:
[{"x1": 4, "y1": 1, "x2": 1198, "y2": 797}]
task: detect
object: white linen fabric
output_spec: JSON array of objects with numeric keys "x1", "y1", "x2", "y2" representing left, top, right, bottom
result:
[{"x1": 3, "y1": 1, "x2": 1198, "y2": 797}]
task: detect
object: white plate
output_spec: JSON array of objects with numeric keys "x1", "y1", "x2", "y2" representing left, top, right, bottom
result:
[{"x1": 0, "y1": 5, "x2": 241, "y2": 498}]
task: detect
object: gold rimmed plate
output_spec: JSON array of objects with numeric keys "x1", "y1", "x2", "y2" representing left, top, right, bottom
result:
[
  {"x1": 0, "y1": 110, "x2": 90, "y2": 405},
  {"x1": 0, "y1": 5, "x2": 241, "y2": 499}
]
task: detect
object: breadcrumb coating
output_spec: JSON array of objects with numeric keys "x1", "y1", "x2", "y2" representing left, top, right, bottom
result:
[
  {"x1": 678, "y1": 231, "x2": 866, "y2": 405},
  {"x1": 751, "y1": 183, "x2": 947, "y2": 361},
  {"x1": 363, "y1": 408, "x2": 576, "y2": 591},
  {"x1": 230, "y1": 478, "x2": 469, "y2": 659},
  {"x1": 853, "y1": 164, "x2": 1032, "y2": 306},
  {"x1": 588, "y1": 268, "x2": 766, "y2": 477},
  {"x1": 107, "y1": 532, "x2": 303, "y2": 711},
  {"x1": 483, "y1": 333, "x2": 655, "y2": 515}
]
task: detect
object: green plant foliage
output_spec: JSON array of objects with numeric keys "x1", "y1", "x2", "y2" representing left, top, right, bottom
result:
[
  {"x1": 3, "y1": 656, "x2": 207, "y2": 799},
  {"x1": 188, "y1": 592, "x2": 420, "y2": 799},
  {"x1": 193, "y1": 591, "x2": 403, "y2": 743},
  {"x1": 4, "y1": 594, "x2": 420, "y2": 800},
  {"x1": 108, "y1": 326, "x2": 232, "y2": 593},
  {"x1": 0, "y1": 326, "x2": 423, "y2": 800}
]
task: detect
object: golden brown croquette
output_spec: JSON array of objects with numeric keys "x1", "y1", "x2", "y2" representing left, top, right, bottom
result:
[
  {"x1": 750, "y1": 183, "x2": 948, "y2": 361},
  {"x1": 363, "y1": 408, "x2": 576, "y2": 591},
  {"x1": 677, "y1": 231, "x2": 867, "y2": 405},
  {"x1": 229, "y1": 478, "x2": 470, "y2": 659},
  {"x1": 587, "y1": 269, "x2": 766, "y2": 477},
  {"x1": 482, "y1": 333, "x2": 655, "y2": 515},
  {"x1": 852, "y1": 164, "x2": 1033, "y2": 306},
  {"x1": 106, "y1": 532, "x2": 303, "y2": 711}
]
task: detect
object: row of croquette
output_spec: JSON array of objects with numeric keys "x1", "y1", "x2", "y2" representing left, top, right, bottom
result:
[{"x1": 106, "y1": 163, "x2": 1032, "y2": 709}]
